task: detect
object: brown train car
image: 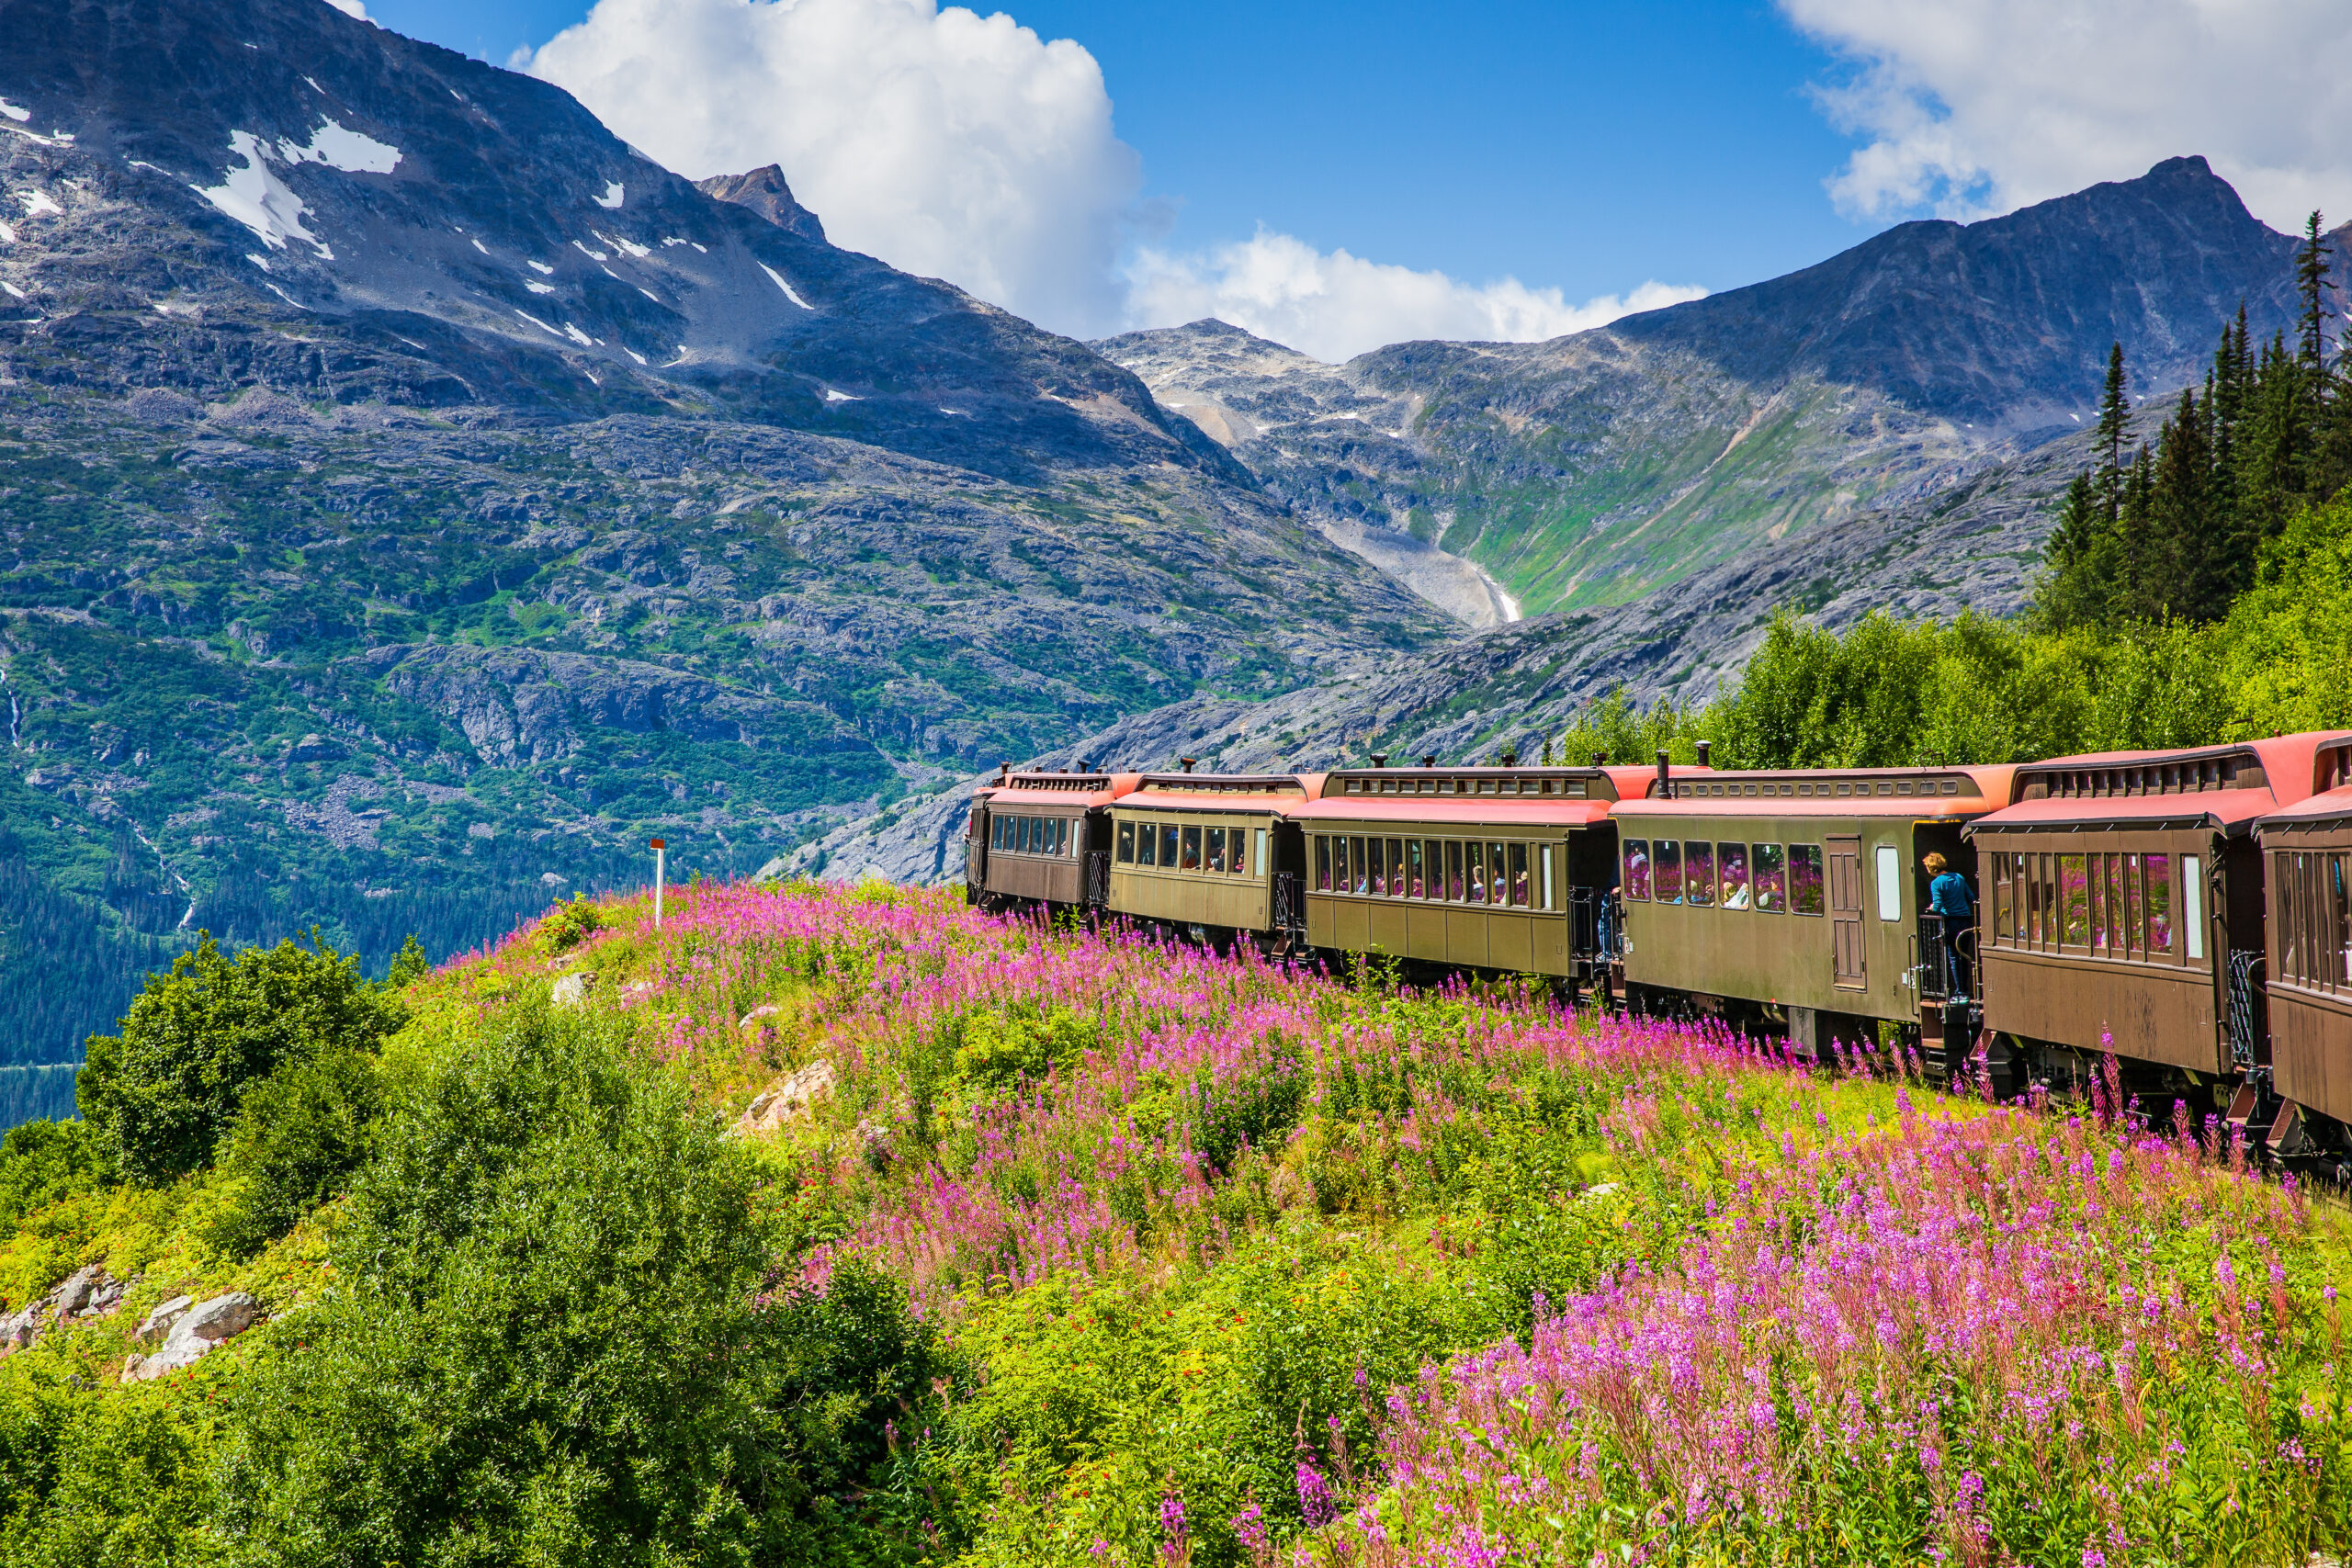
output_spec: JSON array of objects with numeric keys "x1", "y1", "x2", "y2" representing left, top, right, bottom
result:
[
  {"x1": 965, "y1": 769, "x2": 1139, "y2": 912},
  {"x1": 1613, "y1": 765, "x2": 2018, "y2": 1058},
  {"x1": 1294, "y1": 762, "x2": 1660, "y2": 987},
  {"x1": 2257, "y1": 738, "x2": 2352, "y2": 1161},
  {"x1": 1104, "y1": 772, "x2": 1322, "y2": 948},
  {"x1": 1965, "y1": 732, "x2": 2351, "y2": 1107}
]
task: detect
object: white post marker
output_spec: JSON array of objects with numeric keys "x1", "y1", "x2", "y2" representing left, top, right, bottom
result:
[{"x1": 651, "y1": 837, "x2": 665, "y2": 930}]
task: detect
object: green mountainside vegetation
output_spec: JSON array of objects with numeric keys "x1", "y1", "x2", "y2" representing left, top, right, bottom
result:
[
  {"x1": 0, "y1": 886, "x2": 2333, "y2": 1563},
  {"x1": 1548, "y1": 219, "x2": 2352, "y2": 773}
]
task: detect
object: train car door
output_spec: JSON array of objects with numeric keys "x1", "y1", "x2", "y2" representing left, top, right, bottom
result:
[{"x1": 1829, "y1": 834, "x2": 1866, "y2": 990}]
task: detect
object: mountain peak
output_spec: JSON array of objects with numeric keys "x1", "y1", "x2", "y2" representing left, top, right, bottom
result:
[{"x1": 696, "y1": 165, "x2": 827, "y2": 245}]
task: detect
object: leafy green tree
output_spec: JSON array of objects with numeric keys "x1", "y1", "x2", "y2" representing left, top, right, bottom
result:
[
  {"x1": 200, "y1": 1043, "x2": 386, "y2": 1260},
  {"x1": 208, "y1": 1003, "x2": 941, "y2": 1566},
  {"x1": 76, "y1": 933, "x2": 406, "y2": 1187}
]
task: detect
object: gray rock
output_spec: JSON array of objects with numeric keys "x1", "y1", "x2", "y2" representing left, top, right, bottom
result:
[
  {"x1": 51, "y1": 1263, "x2": 106, "y2": 1320},
  {"x1": 122, "y1": 1292, "x2": 262, "y2": 1382},
  {"x1": 551, "y1": 971, "x2": 596, "y2": 1009},
  {"x1": 136, "y1": 1294, "x2": 194, "y2": 1342},
  {"x1": 731, "y1": 1058, "x2": 836, "y2": 1137}
]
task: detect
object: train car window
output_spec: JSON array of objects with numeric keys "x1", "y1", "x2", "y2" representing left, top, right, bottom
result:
[
  {"x1": 2061, "y1": 855, "x2": 2090, "y2": 948},
  {"x1": 1159, "y1": 824, "x2": 1180, "y2": 869},
  {"x1": 1509, "y1": 842, "x2": 1531, "y2": 906},
  {"x1": 1118, "y1": 822, "x2": 1136, "y2": 863},
  {"x1": 989, "y1": 816, "x2": 1003, "y2": 851},
  {"x1": 1206, "y1": 827, "x2": 1227, "y2": 874},
  {"x1": 1340, "y1": 836, "x2": 1362, "y2": 894},
  {"x1": 1255, "y1": 829, "x2": 1269, "y2": 878},
  {"x1": 2182, "y1": 855, "x2": 2204, "y2": 960},
  {"x1": 1406, "y1": 840, "x2": 1425, "y2": 898},
  {"x1": 1488, "y1": 842, "x2": 1510, "y2": 904},
  {"x1": 1655, "y1": 840, "x2": 1683, "y2": 904},
  {"x1": 1991, "y1": 854, "x2": 2013, "y2": 944},
  {"x1": 1315, "y1": 835, "x2": 1331, "y2": 890},
  {"x1": 1367, "y1": 837, "x2": 1387, "y2": 896},
  {"x1": 1684, "y1": 842, "x2": 1713, "y2": 907},
  {"x1": 1541, "y1": 845, "x2": 1555, "y2": 909},
  {"x1": 1135, "y1": 820, "x2": 1157, "y2": 867},
  {"x1": 1389, "y1": 838, "x2": 1408, "y2": 897},
  {"x1": 1465, "y1": 841, "x2": 1488, "y2": 903},
  {"x1": 2145, "y1": 852, "x2": 2171, "y2": 953},
  {"x1": 1423, "y1": 840, "x2": 1444, "y2": 899},
  {"x1": 1789, "y1": 845, "x2": 1825, "y2": 915},
  {"x1": 1718, "y1": 843, "x2": 1749, "y2": 908},
  {"x1": 1753, "y1": 844, "x2": 1786, "y2": 912},
  {"x1": 2090, "y1": 853, "x2": 2111, "y2": 951},
  {"x1": 1623, "y1": 840, "x2": 1651, "y2": 900},
  {"x1": 1874, "y1": 843, "x2": 1901, "y2": 921},
  {"x1": 1446, "y1": 840, "x2": 1465, "y2": 900},
  {"x1": 1180, "y1": 827, "x2": 1202, "y2": 872},
  {"x1": 2124, "y1": 854, "x2": 2145, "y2": 957}
]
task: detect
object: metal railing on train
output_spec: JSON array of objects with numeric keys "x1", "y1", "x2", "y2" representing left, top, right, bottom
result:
[
  {"x1": 1272, "y1": 872, "x2": 1306, "y2": 933},
  {"x1": 1083, "y1": 851, "x2": 1111, "y2": 908}
]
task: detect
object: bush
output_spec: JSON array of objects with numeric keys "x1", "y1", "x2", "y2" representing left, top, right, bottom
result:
[
  {"x1": 0, "y1": 1361, "x2": 207, "y2": 1566},
  {"x1": 76, "y1": 934, "x2": 406, "y2": 1187},
  {"x1": 0, "y1": 1122, "x2": 109, "y2": 1237},
  {"x1": 208, "y1": 1002, "x2": 938, "y2": 1565},
  {"x1": 199, "y1": 1043, "x2": 385, "y2": 1260}
]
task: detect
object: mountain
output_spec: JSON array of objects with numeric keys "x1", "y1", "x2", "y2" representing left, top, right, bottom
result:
[
  {"x1": 1099, "y1": 158, "x2": 2339, "y2": 623},
  {"x1": 0, "y1": 0, "x2": 1449, "y2": 1082}
]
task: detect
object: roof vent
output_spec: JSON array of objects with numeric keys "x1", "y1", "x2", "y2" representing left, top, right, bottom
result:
[
  {"x1": 1420, "y1": 754, "x2": 1438, "y2": 768},
  {"x1": 1657, "y1": 749, "x2": 1671, "y2": 796},
  {"x1": 1499, "y1": 750, "x2": 1518, "y2": 768},
  {"x1": 1591, "y1": 751, "x2": 1607, "y2": 768},
  {"x1": 996, "y1": 761, "x2": 1009, "y2": 784},
  {"x1": 1696, "y1": 740, "x2": 1712, "y2": 767},
  {"x1": 1370, "y1": 752, "x2": 1388, "y2": 768},
  {"x1": 1179, "y1": 757, "x2": 1196, "y2": 773}
]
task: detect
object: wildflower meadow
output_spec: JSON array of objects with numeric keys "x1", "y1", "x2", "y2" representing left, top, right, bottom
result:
[{"x1": 423, "y1": 880, "x2": 2352, "y2": 1566}]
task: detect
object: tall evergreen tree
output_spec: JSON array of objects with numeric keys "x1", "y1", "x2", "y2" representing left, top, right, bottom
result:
[
  {"x1": 2094, "y1": 342, "x2": 2132, "y2": 525},
  {"x1": 2149, "y1": 387, "x2": 2224, "y2": 618},
  {"x1": 2297, "y1": 210, "x2": 2336, "y2": 370}
]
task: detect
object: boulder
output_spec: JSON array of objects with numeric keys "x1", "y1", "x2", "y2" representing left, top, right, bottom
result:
[
  {"x1": 137, "y1": 1295, "x2": 194, "y2": 1342},
  {"x1": 729, "y1": 1058, "x2": 835, "y2": 1136},
  {"x1": 551, "y1": 971, "x2": 595, "y2": 1008},
  {"x1": 51, "y1": 1263, "x2": 106, "y2": 1321},
  {"x1": 122, "y1": 1292, "x2": 262, "y2": 1382}
]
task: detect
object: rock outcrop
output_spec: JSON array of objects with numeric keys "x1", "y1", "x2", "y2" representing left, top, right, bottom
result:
[{"x1": 122, "y1": 1292, "x2": 262, "y2": 1382}]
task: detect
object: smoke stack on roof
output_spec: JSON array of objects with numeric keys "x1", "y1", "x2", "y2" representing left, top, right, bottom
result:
[
  {"x1": 1179, "y1": 757, "x2": 1196, "y2": 773},
  {"x1": 1370, "y1": 752, "x2": 1388, "y2": 768}
]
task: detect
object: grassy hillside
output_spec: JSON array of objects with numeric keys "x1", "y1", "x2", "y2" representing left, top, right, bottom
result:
[{"x1": 0, "y1": 885, "x2": 2340, "y2": 1563}]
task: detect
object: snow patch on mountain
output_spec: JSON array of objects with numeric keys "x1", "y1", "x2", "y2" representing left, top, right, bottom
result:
[
  {"x1": 277, "y1": 117, "x2": 400, "y2": 174},
  {"x1": 195, "y1": 131, "x2": 330, "y2": 256}
]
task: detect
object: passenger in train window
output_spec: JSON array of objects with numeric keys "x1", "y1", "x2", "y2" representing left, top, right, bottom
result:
[
  {"x1": 1752, "y1": 844, "x2": 1786, "y2": 911},
  {"x1": 1465, "y1": 841, "x2": 1487, "y2": 902},
  {"x1": 1118, "y1": 822, "x2": 1136, "y2": 863},
  {"x1": 1407, "y1": 840, "x2": 1426, "y2": 898},
  {"x1": 1656, "y1": 840, "x2": 1683, "y2": 904},
  {"x1": 1424, "y1": 840, "x2": 1444, "y2": 899},
  {"x1": 1718, "y1": 842, "x2": 1748, "y2": 908},
  {"x1": 1315, "y1": 835, "x2": 1331, "y2": 891},
  {"x1": 1446, "y1": 840, "x2": 1465, "y2": 900},
  {"x1": 1489, "y1": 842, "x2": 1509, "y2": 904},
  {"x1": 1346, "y1": 836, "x2": 1366, "y2": 894},
  {"x1": 1389, "y1": 839, "x2": 1408, "y2": 897},
  {"x1": 1207, "y1": 827, "x2": 1227, "y2": 874},
  {"x1": 1180, "y1": 827, "x2": 1203, "y2": 871},
  {"x1": 1161, "y1": 824, "x2": 1180, "y2": 868},
  {"x1": 1367, "y1": 838, "x2": 1387, "y2": 897},
  {"x1": 1136, "y1": 821, "x2": 1158, "y2": 867},
  {"x1": 1789, "y1": 845, "x2": 1825, "y2": 915},
  {"x1": 1508, "y1": 842, "x2": 1530, "y2": 906},
  {"x1": 1685, "y1": 842, "x2": 1714, "y2": 907},
  {"x1": 1623, "y1": 840, "x2": 1651, "y2": 900}
]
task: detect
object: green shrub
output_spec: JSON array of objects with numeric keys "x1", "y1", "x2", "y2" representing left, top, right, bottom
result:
[
  {"x1": 208, "y1": 1002, "x2": 937, "y2": 1565},
  {"x1": 538, "y1": 895, "x2": 602, "y2": 955},
  {"x1": 0, "y1": 1122, "x2": 110, "y2": 1237},
  {"x1": 953, "y1": 1004, "x2": 1098, "y2": 1093},
  {"x1": 77, "y1": 934, "x2": 406, "y2": 1187},
  {"x1": 0, "y1": 1361, "x2": 207, "y2": 1567},
  {"x1": 199, "y1": 1043, "x2": 385, "y2": 1260}
]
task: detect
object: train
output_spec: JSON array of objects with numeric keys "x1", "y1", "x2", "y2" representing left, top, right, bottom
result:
[{"x1": 962, "y1": 731, "x2": 2352, "y2": 1173}]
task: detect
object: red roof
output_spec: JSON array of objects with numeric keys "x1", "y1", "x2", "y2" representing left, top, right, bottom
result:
[
  {"x1": 1973, "y1": 791, "x2": 2284, "y2": 832},
  {"x1": 1615, "y1": 766, "x2": 2014, "y2": 821},
  {"x1": 977, "y1": 773, "x2": 1141, "y2": 809},
  {"x1": 2257, "y1": 783, "x2": 2352, "y2": 832},
  {"x1": 1292, "y1": 797, "x2": 1615, "y2": 828}
]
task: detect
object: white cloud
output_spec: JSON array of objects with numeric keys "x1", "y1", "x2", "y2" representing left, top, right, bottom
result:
[
  {"x1": 1125, "y1": 229, "x2": 1705, "y2": 364},
  {"x1": 322, "y1": 0, "x2": 369, "y2": 19},
  {"x1": 526, "y1": 0, "x2": 1139, "y2": 336},
  {"x1": 1781, "y1": 0, "x2": 2352, "y2": 231}
]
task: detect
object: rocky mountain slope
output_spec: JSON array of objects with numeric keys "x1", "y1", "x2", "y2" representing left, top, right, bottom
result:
[
  {"x1": 0, "y1": 0, "x2": 1446, "y2": 1075},
  {"x1": 1100, "y1": 159, "x2": 2336, "y2": 624}
]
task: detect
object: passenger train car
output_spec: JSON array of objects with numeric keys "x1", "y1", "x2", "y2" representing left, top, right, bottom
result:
[{"x1": 961, "y1": 731, "x2": 2352, "y2": 1168}]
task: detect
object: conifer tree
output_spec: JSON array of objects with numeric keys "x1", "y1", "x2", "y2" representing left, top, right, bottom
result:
[
  {"x1": 2297, "y1": 211, "x2": 2335, "y2": 370},
  {"x1": 2094, "y1": 342, "x2": 2132, "y2": 525},
  {"x1": 2150, "y1": 387, "x2": 2223, "y2": 617}
]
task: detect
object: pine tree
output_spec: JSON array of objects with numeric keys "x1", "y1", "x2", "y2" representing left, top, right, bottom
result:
[
  {"x1": 2033, "y1": 470, "x2": 2109, "y2": 630},
  {"x1": 2117, "y1": 443, "x2": 2158, "y2": 622},
  {"x1": 2094, "y1": 342, "x2": 2132, "y2": 525},
  {"x1": 2149, "y1": 387, "x2": 2223, "y2": 617},
  {"x1": 2297, "y1": 211, "x2": 2336, "y2": 370}
]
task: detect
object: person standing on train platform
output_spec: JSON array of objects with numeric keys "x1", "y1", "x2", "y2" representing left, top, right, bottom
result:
[{"x1": 1925, "y1": 852, "x2": 1974, "y2": 1003}]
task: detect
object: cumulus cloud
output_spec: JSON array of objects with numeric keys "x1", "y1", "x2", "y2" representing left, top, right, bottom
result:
[
  {"x1": 1782, "y1": 0, "x2": 2352, "y2": 231},
  {"x1": 322, "y1": 0, "x2": 368, "y2": 18},
  {"x1": 526, "y1": 0, "x2": 1140, "y2": 336},
  {"x1": 1125, "y1": 229, "x2": 1706, "y2": 364}
]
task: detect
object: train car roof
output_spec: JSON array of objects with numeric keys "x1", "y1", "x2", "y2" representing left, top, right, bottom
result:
[
  {"x1": 1293, "y1": 796, "x2": 1617, "y2": 828},
  {"x1": 1113, "y1": 773, "x2": 1326, "y2": 813},
  {"x1": 1611, "y1": 765, "x2": 2016, "y2": 820},
  {"x1": 1973, "y1": 731, "x2": 2352, "y2": 836},
  {"x1": 2256, "y1": 739, "x2": 2352, "y2": 832},
  {"x1": 973, "y1": 772, "x2": 1140, "y2": 809}
]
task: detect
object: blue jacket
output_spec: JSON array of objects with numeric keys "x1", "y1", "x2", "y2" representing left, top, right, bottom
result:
[{"x1": 1929, "y1": 871, "x2": 1973, "y2": 918}]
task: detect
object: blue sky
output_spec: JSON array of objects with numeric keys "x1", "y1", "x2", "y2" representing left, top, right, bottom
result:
[
  {"x1": 363, "y1": 0, "x2": 2352, "y2": 358},
  {"x1": 374, "y1": 0, "x2": 1871, "y2": 305}
]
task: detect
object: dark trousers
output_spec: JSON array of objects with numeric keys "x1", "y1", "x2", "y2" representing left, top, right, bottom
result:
[{"x1": 1939, "y1": 917, "x2": 1972, "y2": 1000}]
